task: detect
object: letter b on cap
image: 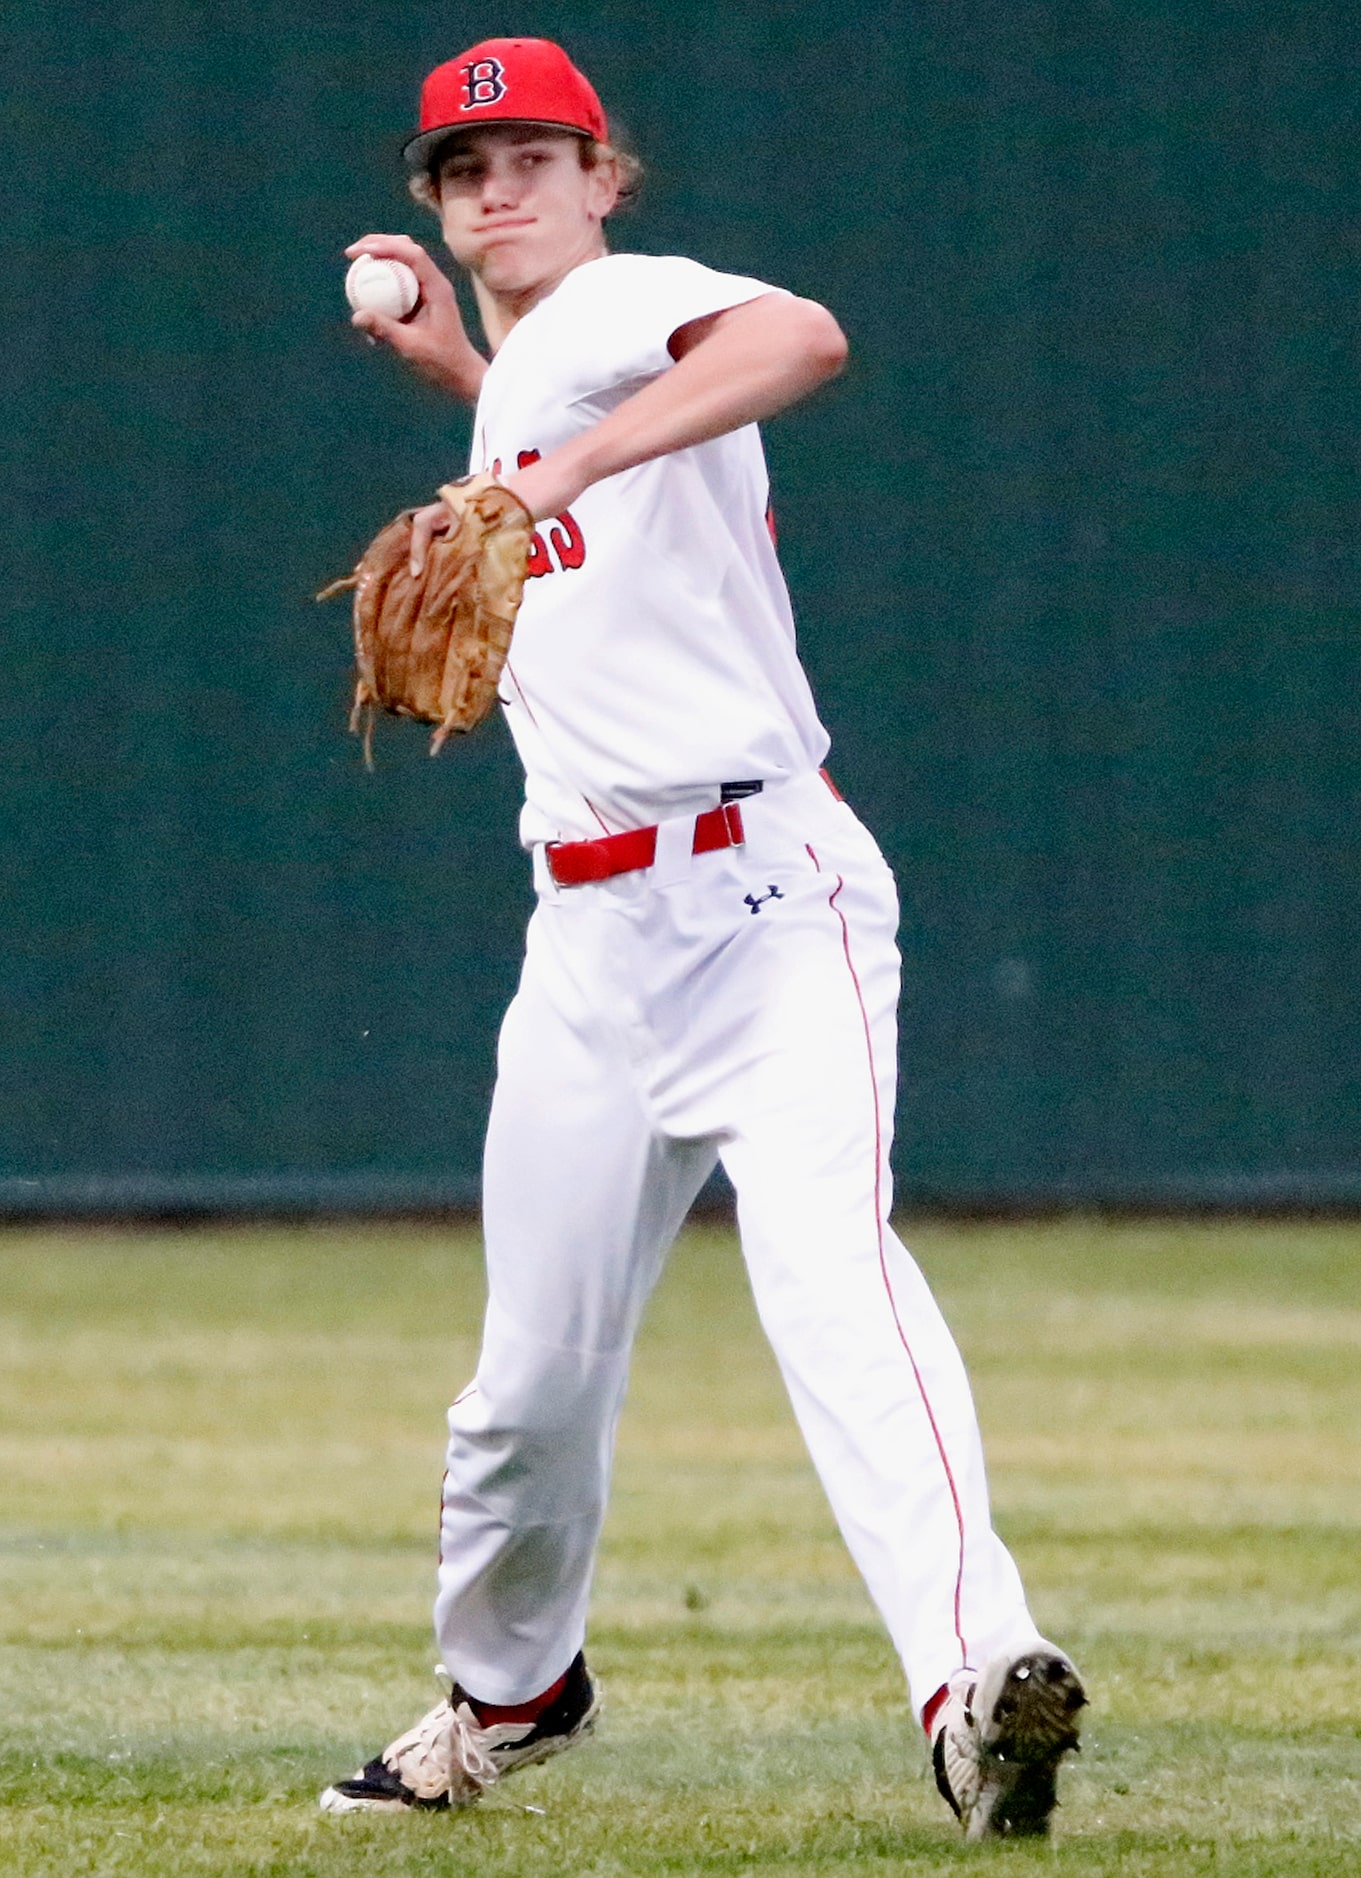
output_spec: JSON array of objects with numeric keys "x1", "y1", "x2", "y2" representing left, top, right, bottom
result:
[{"x1": 462, "y1": 57, "x2": 507, "y2": 108}]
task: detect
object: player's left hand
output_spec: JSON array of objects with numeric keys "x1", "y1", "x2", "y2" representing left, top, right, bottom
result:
[{"x1": 408, "y1": 501, "x2": 453, "y2": 578}]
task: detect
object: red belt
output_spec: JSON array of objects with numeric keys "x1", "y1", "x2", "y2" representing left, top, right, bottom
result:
[
  {"x1": 543, "y1": 772, "x2": 842, "y2": 888},
  {"x1": 547, "y1": 801, "x2": 746, "y2": 887}
]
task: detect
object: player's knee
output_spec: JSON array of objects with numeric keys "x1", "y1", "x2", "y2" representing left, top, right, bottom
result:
[
  {"x1": 451, "y1": 1345, "x2": 621, "y2": 1485},
  {"x1": 448, "y1": 1401, "x2": 612, "y2": 1525}
]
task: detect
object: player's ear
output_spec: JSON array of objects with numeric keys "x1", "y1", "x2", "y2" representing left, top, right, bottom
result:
[
  {"x1": 408, "y1": 170, "x2": 442, "y2": 217},
  {"x1": 581, "y1": 145, "x2": 621, "y2": 221}
]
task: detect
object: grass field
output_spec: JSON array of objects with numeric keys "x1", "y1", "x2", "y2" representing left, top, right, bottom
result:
[{"x1": 1, "y1": 1219, "x2": 1358, "y2": 1876}]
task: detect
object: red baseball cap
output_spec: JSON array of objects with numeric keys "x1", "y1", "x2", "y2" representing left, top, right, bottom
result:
[{"x1": 402, "y1": 38, "x2": 608, "y2": 172}]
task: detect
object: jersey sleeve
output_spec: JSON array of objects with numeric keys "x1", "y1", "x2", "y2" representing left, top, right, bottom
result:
[{"x1": 558, "y1": 254, "x2": 780, "y2": 402}]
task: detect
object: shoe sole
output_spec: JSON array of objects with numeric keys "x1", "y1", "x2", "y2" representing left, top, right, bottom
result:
[
  {"x1": 319, "y1": 1690, "x2": 602, "y2": 1816},
  {"x1": 319, "y1": 1784, "x2": 440, "y2": 1815},
  {"x1": 966, "y1": 1646, "x2": 1086, "y2": 1841}
]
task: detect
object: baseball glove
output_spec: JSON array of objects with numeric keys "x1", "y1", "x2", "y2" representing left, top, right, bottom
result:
[{"x1": 318, "y1": 473, "x2": 534, "y2": 763}]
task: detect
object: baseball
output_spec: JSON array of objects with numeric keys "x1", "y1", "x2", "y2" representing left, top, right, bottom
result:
[{"x1": 345, "y1": 255, "x2": 421, "y2": 320}]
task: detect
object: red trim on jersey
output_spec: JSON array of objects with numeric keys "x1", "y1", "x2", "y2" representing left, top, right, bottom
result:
[{"x1": 805, "y1": 841, "x2": 970, "y2": 1663}]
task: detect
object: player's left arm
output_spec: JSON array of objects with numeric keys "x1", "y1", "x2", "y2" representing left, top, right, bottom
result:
[{"x1": 503, "y1": 292, "x2": 847, "y2": 523}]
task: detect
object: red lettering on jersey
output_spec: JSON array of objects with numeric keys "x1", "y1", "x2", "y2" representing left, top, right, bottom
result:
[
  {"x1": 548, "y1": 511, "x2": 586, "y2": 570},
  {"x1": 516, "y1": 449, "x2": 587, "y2": 577},
  {"x1": 766, "y1": 502, "x2": 778, "y2": 547},
  {"x1": 478, "y1": 450, "x2": 588, "y2": 577}
]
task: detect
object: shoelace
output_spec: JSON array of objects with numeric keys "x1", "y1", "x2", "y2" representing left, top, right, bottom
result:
[{"x1": 388, "y1": 1698, "x2": 503, "y2": 1802}]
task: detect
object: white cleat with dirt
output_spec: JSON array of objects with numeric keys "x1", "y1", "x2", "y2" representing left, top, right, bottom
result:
[
  {"x1": 931, "y1": 1642, "x2": 1086, "y2": 1840},
  {"x1": 320, "y1": 1653, "x2": 600, "y2": 1814}
]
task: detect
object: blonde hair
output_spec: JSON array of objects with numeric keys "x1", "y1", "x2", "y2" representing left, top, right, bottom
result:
[{"x1": 409, "y1": 135, "x2": 643, "y2": 215}]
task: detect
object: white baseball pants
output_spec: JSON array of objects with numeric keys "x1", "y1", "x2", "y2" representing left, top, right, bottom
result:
[{"x1": 435, "y1": 772, "x2": 1043, "y2": 1716}]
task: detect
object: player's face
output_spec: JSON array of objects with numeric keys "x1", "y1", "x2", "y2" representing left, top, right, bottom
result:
[{"x1": 435, "y1": 127, "x2": 618, "y2": 297}]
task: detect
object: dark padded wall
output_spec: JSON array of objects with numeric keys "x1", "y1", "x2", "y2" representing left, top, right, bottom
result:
[{"x1": 3, "y1": 2, "x2": 1357, "y2": 1212}]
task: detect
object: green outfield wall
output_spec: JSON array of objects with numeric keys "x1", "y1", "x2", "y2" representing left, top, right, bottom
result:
[{"x1": 4, "y1": 1, "x2": 1358, "y2": 1214}]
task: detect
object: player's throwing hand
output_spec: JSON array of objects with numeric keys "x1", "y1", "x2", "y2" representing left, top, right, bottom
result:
[{"x1": 343, "y1": 232, "x2": 487, "y2": 401}]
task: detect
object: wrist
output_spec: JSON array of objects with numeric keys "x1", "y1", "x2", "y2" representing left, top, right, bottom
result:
[
  {"x1": 436, "y1": 339, "x2": 488, "y2": 404},
  {"x1": 564, "y1": 426, "x2": 610, "y2": 496},
  {"x1": 502, "y1": 442, "x2": 592, "y2": 523}
]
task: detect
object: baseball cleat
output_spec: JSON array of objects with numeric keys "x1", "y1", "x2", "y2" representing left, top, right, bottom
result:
[
  {"x1": 319, "y1": 1652, "x2": 600, "y2": 1814},
  {"x1": 931, "y1": 1642, "x2": 1085, "y2": 1840}
]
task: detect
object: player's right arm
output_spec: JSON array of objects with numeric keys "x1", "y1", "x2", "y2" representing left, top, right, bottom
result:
[
  {"x1": 344, "y1": 233, "x2": 488, "y2": 404},
  {"x1": 504, "y1": 290, "x2": 845, "y2": 523}
]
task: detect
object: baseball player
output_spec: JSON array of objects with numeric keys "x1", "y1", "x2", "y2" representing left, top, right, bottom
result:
[{"x1": 321, "y1": 37, "x2": 1086, "y2": 1841}]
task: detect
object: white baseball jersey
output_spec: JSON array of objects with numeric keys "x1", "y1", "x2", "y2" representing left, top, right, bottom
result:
[{"x1": 469, "y1": 253, "x2": 831, "y2": 846}]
